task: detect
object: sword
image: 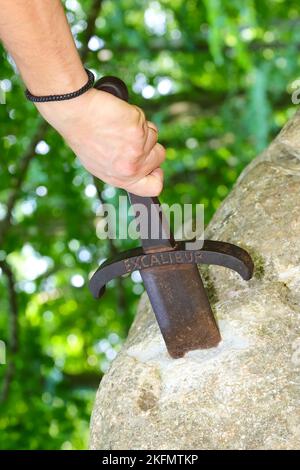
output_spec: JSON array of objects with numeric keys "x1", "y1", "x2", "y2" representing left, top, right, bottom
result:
[{"x1": 89, "y1": 76, "x2": 254, "y2": 358}]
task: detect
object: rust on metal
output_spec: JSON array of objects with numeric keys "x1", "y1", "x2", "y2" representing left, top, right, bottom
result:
[{"x1": 90, "y1": 240, "x2": 253, "y2": 298}]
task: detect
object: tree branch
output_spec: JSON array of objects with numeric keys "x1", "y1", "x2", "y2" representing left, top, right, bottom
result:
[
  {"x1": 0, "y1": 120, "x2": 48, "y2": 246},
  {"x1": 108, "y1": 39, "x2": 300, "y2": 56},
  {"x1": 0, "y1": 260, "x2": 18, "y2": 403},
  {"x1": 80, "y1": 0, "x2": 104, "y2": 61}
]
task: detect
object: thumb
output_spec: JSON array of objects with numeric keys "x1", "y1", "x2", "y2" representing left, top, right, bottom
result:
[{"x1": 126, "y1": 168, "x2": 164, "y2": 197}]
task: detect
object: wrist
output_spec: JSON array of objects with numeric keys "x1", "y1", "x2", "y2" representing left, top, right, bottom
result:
[
  {"x1": 25, "y1": 68, "x2": 94, "y2": 102},
  {"x1": 23, "y1": 65, "x2": 88, "y2": 97},
  {"x1": 35, "y1": 88, "x2": 100, "y2": 132}
]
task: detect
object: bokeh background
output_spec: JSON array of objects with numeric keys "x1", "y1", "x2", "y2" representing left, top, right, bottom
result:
[{"x1": 0, "y1": 0, "x2": 298, "y2": 450}]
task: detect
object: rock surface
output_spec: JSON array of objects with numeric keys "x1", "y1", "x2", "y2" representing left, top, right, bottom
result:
[{"x1": 90, "y1": 110, "x2": 300, "y2": 450}]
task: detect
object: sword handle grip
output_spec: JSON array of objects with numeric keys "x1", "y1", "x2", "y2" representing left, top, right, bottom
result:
[{"x1": 94, "y1": 76, "x2": 129, "y2": 102}]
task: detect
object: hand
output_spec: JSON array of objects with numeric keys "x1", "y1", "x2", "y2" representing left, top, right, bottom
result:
[{"x1": 36, "y1": 88, "x2": 166, "y2": 196}]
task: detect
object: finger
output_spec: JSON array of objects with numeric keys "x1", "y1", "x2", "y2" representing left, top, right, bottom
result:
[
  {"x1": 142, "y1": 143, "x2": 166, "y2": 174},
  {"x1": 147, "y1": 120, "x2": 158, "y2": 133},
  {"x1": 130, "y1": 142, "x2": 165, "y2": 180},
  {"x1": 132, "y1": 105, "x2": 146, "y2": 127},
  {"x1": 143, "y1": 125, "x2": 158, "y2": 155},
  {"x1": 126, "y1": 167, "x2": 164, "y2": 197}
]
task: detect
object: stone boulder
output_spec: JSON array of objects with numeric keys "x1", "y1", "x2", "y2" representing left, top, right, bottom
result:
[{"x1": 90, "y1": 110, "x2": 300, "y2": 450}]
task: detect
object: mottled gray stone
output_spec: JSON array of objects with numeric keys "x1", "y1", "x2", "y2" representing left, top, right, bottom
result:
[{"x1": 90, "y1": 110, "x2": 300, "y2": 450}]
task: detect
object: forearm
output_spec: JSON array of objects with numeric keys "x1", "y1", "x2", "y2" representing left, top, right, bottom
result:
[
  {"x1": 0, "y1": 0, "x2": 86, "y2": 95},
  {"x1": 0, "y1": 0, "x2": 165, "y2": 196}
]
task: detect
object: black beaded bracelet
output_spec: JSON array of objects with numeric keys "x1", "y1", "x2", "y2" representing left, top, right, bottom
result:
[{"x1": 25, "y1": 68, "x2": 95, "y2": 103}]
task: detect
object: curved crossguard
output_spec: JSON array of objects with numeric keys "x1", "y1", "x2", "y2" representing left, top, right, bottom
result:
[
  {"x1": 90, "y1": 76, "x2": 254, "y2": 359},
  {"x1": 90, "y1": 240, "x2": 253, "y2": 299}
]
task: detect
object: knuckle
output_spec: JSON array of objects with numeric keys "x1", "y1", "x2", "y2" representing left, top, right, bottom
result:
[
  {"x1": 134, "y1": 105, "x2": 146, "y2": 121},
  {"x1": 148, "y1": 121, "x2": 158, "y2": 134},
  {"x1": 130, "y1": 124, "x2": 145, "y2": 142}
]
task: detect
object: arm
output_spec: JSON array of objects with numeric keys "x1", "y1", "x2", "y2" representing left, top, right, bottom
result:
[{"x1": 0, "y1": 0, "x2": 165, "y2": 196}]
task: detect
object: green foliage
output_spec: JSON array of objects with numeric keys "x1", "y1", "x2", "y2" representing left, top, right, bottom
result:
[{"x1": 0, "y1": 0, "x2": 298, "y2": 450}]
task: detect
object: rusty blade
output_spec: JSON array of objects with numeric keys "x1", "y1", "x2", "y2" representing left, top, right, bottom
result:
[
  {"x1": 140, "y1": 264, "x2": 221, "y2": 358},
  {"x1": 129, "y1": 193, "x2": 221, "y2": 358}
]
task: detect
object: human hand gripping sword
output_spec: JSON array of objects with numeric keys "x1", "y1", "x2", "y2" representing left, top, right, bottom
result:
[{"x1": 89, "y1": 76, "x2": 254, "y2": 359}]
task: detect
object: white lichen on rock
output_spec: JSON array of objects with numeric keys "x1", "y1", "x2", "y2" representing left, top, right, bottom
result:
[{"x1": 90, "y1": 110, "x2": 300, "y2": 450}]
